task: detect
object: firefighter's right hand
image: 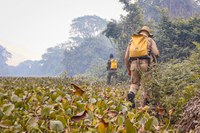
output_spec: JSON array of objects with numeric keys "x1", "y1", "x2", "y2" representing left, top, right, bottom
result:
[{"x1": 128, "y1": 70, "x2": 131, "y2": 76}]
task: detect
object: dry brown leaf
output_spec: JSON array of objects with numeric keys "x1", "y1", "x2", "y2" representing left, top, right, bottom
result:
[
  {"x1": 168, "y1": 108, "x2": 174, "y2": 118},
  {"x1": 98, "y1": 119, "x2": 108, "y2": 133},
  {"x1": 107, "y1": 110, "x2": 118, "y2": 118},
  {"x1": 85, "y1": 103, "x2": 94, "y2": 112},
  {"x1": 71, "y1": 83, "x2": 84, "y2": 96},
  {"x1": 71, "y1": 110, "x2": 88, "y2": 122},
  {"x1": 143, "y1": 105, "x2": 150, "y2": 111},
  {"x1": 155, "y1": 106, "x2": 165, "y2": 116}
]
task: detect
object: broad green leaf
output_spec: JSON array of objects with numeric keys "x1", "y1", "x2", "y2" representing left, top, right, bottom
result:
[
  {"x1": 50, "y1": 120, "x2": 64, "y2": 132},
  {"x1": 125, "y1": 117, "x2": 137, "y2": 133},
  {"x1": 193, "y1": 41, "x2": 200, "y2": 49},
  {"x1": 89, "y1": 98, "x2": 97, "y2": 104},
  {"x1": 118, "y1": 115, "x2": 124, "y2": 126},
  {"x1": 120, "y1": 105, "x2": 128, "y2": 113},
  {"x1": 144, "y1": 117, "x2": 153, "y2": 131},
  {"x1": 152, "y1": 116, "x2": 159, "y2": 127},
  {"x1": 3, "y1": 103, "x2": 15, "y2": 116},
  {"x1": 57, "y1": 115, "x2": 67, "y2": 127},
  {"x1": 107, "y1": 122, "x2": 114, "y2": 132},
  {"x1": 55, "y1": 96, "x2": 62, "y2": 102},
  {"x1": 164, "y1": 118, "x2": 170, "y2": 129},
  {"x1": 41, "y1": 105, "x2": 52, "y2": 118},
  {"x1": 0, "y1": 92, "x2": 4, "y2": 99},
  {"x1": 0, "y1": 110, "x2": 3, "y2": 119},
  {"x1": 50, "y1": 112, "x2": 57, "y2": 119},
  {"x1": 84, "y1": 119, "x2": 92, "y2": 125},
  {"x1": 42, "y1": 96, "x2": 49, "y2": 102},
  {"x1": 0, "y1": 119, "x2": 13, "y2": 126},
  {"x1": 65, "y1": 94, "x2": 71, "y2": 101},
  {"x1": 14, "y1": 101, "x2": 24, "y2": 109},
  {"x1": 11, "y1": 93, "x2": 21, "y2": 102},
  {"x1": 50, "y1": 93, "x2": 59, "y2": 101},
  {"x1": 107, "y1": 100, "x2": 114, "y2": 106},
  {"x1": 127, "y1": 112, "x2": 137, "y2": 120},
  {"x1": 66, "y1": 108, "x2": 72, "y2": 115},
  {"x1": 139, "y1": 116, "x2": 148, "y2": 125},
  {"x1": 26, "y1": 117, "x2": 39, "y2": 130},
  {"x1": 14, "y1": 89, "x2": 24, "y2": 96}
]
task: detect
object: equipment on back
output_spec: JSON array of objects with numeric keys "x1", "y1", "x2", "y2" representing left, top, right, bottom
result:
[
  {"x1": 110, "y1": 59, "x2": 118, "y2": 69},
  {"x1": 129, "y1": 34, "x2": 149, "y2": 59}
]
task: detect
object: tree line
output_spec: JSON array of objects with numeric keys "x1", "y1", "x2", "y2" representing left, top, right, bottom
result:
[{"x1": 1, "y1": 0, "x2": 200, "y2": 77}]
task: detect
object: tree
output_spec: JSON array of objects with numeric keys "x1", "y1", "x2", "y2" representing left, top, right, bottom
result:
[
  {"x1": 104, "y1": 1, "x2": 143, "y2": 64},
  {"x1": 9, "y1": 43, "x2": 67, "y2": 76},
  {"x1": 63, "y1": 15, "x2": 115, "y2": 76},
  {"x1": 156, "y1": 12, "x2": 200, "y2": 61},
  {"x1": 40, "y1": 43, "x2": 66, "y2": 76},
  {"x1": 63, "y1": 35, "x2": 114, "y2": 76},
  {"x1": 138, "y1": 0, "x2": 162, "y2": 22},
  {"x1": 69, "y1": 15, "x2": 107, "y2": 39}
]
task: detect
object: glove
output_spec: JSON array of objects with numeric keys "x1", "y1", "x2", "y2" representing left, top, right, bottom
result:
[{"x1": 128, "y1": 70, "x2": 131, "y2": 76}]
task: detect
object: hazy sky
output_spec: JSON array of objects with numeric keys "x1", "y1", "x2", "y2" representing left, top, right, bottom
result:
[{"x1": 0, "y1": 0, "x2": 124, "y2": 66}]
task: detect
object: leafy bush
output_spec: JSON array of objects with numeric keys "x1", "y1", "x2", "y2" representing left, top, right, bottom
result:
[
  {"x1": 143, "y1": 42, "x2": 200, "y2": 123},
  {"x1": 0, "y1": 44, "x2": 200, "y2": 132}
]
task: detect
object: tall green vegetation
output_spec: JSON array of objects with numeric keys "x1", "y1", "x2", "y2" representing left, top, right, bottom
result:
[
  {"x1": 103, "y1": 0, "x2": 143, "y2": 66},
  {"x1": 104, "y1": 0, "x2": 200, "y2": 63},
  {"x1": 103, "y1": 0, "x2": 200, "y2": 127},
  {"x1": 157, "y1": 13, "x2": 200, "y2": 61},
  {"x1": 143, "y1": 42, "x2": 200, "y2": 123}
]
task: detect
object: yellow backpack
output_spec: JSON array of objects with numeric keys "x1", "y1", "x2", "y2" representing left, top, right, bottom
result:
[
  {"x1": 110, "y1": 59, "x2": 118, "y2": 69},
  {"x1": 129, "y1": 34, "x2": 149, "y2": 58}
]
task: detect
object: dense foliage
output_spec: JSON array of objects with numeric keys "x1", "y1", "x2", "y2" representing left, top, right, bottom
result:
[
  {"x1": 143, "y1": 42, "x2": 200, "y2": 124},
  {"x1": 7, "y1": 43, "x2": 66, "y2": 77},
  {"x1": 0, "y1": 77, "x2": 178, "y2": 132},
  {"x1": 0, "y1": 44, "x2": 200, "y2": 132},
  {"x1": 2, "y1": 0, "x2": 200, "y2": 77},
  {"x1": 69, "y1": 15, "x2": 107, "y2": 39},
  {"x1": 157, "y1": 15, "x2": 200, "y2": 61},
  {"x1": 1, "y1": 0, "x2": 200, "y2": 132},
  {"x1": 63, "y1": 35, "x2": 115, "y2": 76},
  {"x1": 104, "y1": 0, "x2": 200, "y2": 63},
  {"x1": 2, "y1": 15, "x2": 115, "y2": 77},
  {"x1": 103, "y1": 1, "x2": 143, "y2": 63}
]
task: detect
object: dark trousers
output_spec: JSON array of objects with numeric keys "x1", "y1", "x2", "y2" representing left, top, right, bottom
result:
[{"x1": 107, "y1": 69, "x2": 117, "y2": 85}]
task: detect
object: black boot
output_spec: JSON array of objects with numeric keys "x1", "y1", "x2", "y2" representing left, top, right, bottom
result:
[{"x1": 127, "y1": 92, "x2": 135, "y2": 109}]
